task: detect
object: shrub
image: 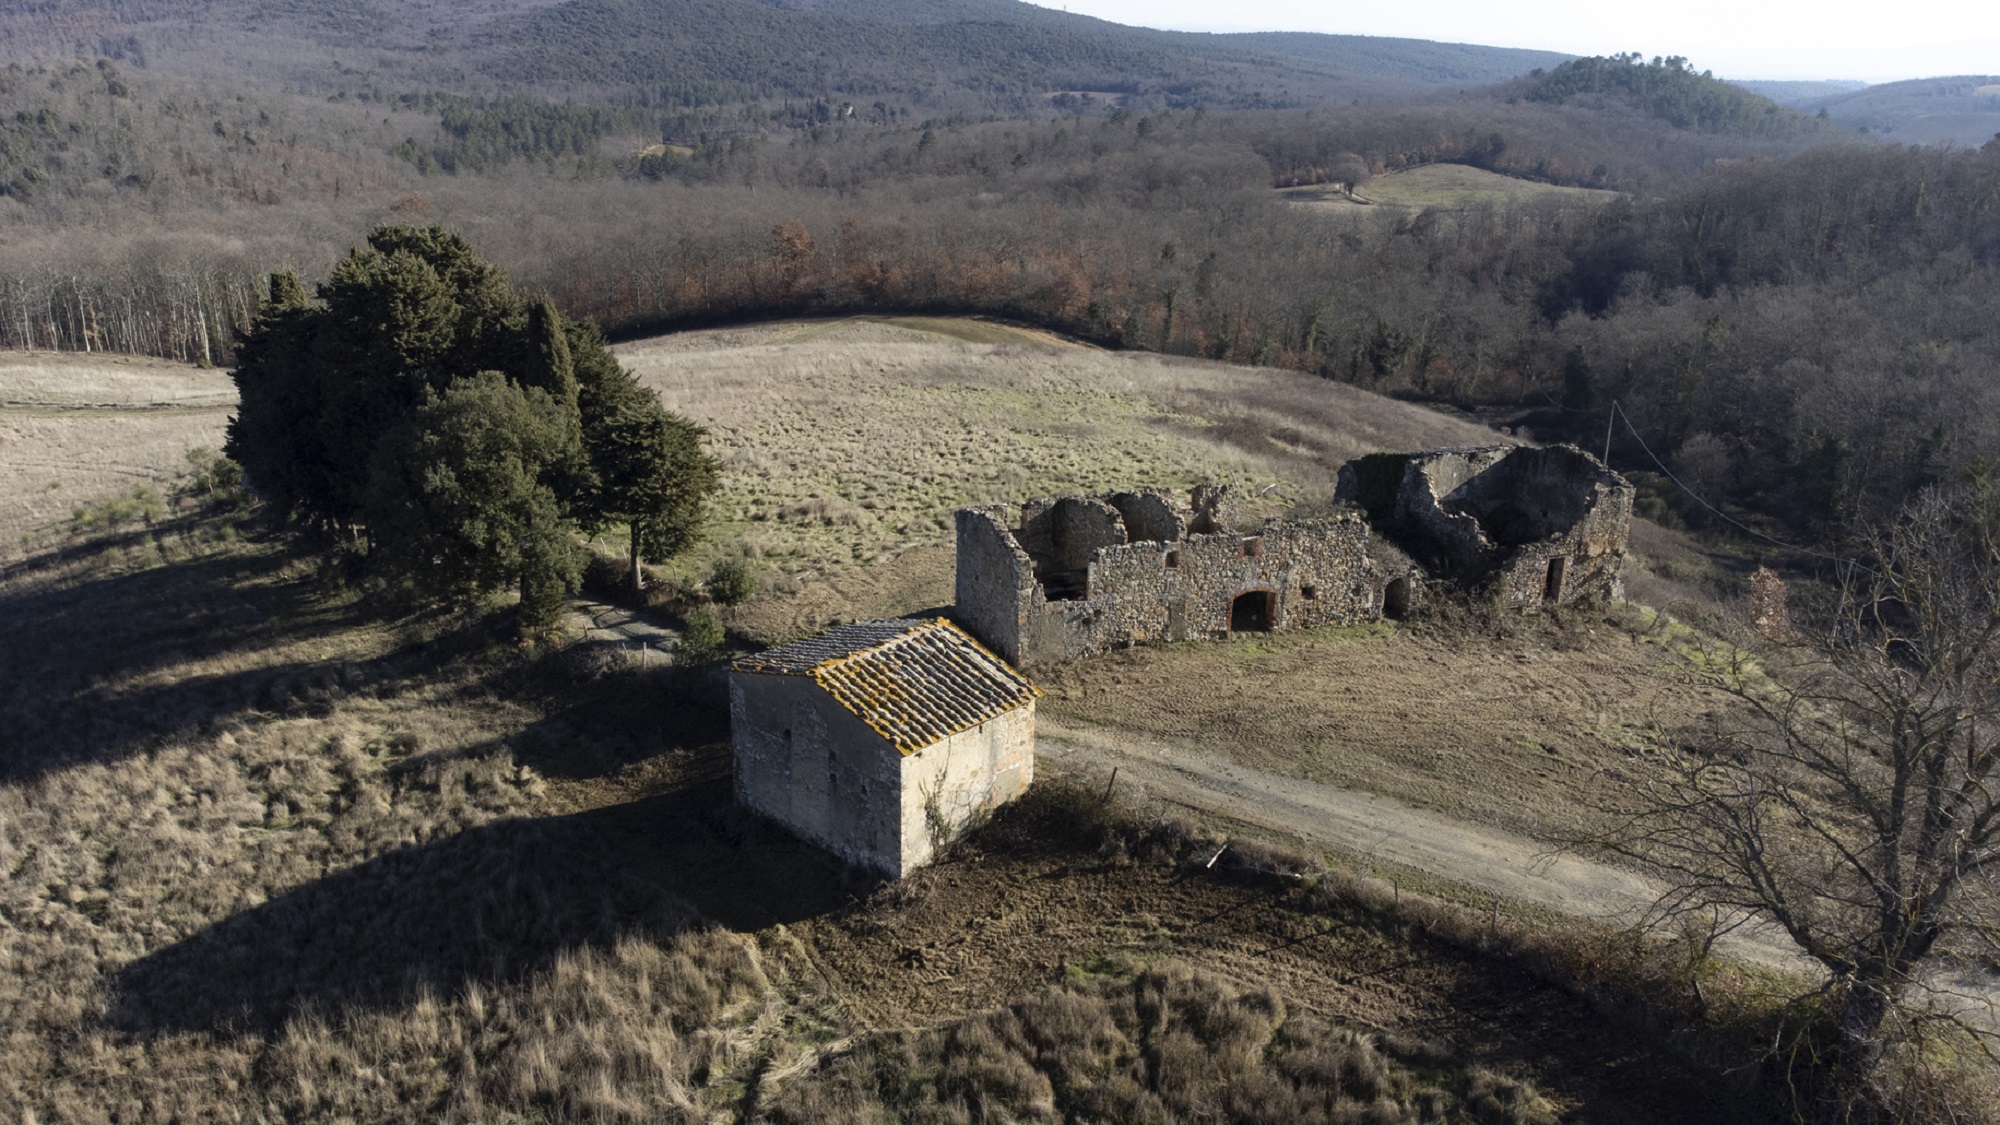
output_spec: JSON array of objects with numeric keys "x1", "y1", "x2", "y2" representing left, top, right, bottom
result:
[
  {"x1": 71, "y1": 485, "x2": 165, "y2": 532},
  {"x1": 678, "y1": 605, "x2": 727, "y2": 666},
  {"x1": 580, "y1": 551, "x2": 634, "y2": 600},
  {"x1": 182, "y1": 447, "x2": 251, "y2": 511},
  {"x1": 707, "y1": 556, "x2": 759, "y2": 606}
]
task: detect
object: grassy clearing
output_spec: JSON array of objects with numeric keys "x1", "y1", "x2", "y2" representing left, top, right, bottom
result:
[
  {"x1": 615, "y1": 318, "x2": 1502, "y2": 631},
  {"x1": 1282, "y1": 164, "x2": 1624, "y2": 213},
  {"x1": 0, "y1": 350, "x2": 234, "y2": 553}
]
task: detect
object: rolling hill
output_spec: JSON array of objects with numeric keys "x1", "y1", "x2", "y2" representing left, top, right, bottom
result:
[
  {"x1": 0, "y1": 0, "x2": 1572, "y2": 111},
  {"x1": 1797, "y1": 75, "x2": 2000, "y2": 147}
]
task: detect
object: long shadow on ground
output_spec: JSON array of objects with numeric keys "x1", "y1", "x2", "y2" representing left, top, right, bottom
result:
[
  {"x1": 0, "y1": 529, "x2": 508, "y2": 784},
  {"x1": 109, "y1": 776, "x2": 858, "y2": 1037}
]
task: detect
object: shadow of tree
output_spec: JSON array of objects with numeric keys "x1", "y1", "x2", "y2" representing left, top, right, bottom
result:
[
  {"x1": 0, "y1": 532, "x2": 500, "y2": 784},
  {"x1": 109, "y1": 779, "x2": 859, "y2": 1037}
]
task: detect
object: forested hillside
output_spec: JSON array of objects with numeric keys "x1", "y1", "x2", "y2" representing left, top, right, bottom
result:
[
  {"x1": 0, "y1": 0, "x2": 1570, "y2": 112},
  {"x1": 0, "y1": 0, "x2": 1989, "y2": 551},
  {"x1": 1798, "y1": 75, "x2": 2000, "y2": 147}
]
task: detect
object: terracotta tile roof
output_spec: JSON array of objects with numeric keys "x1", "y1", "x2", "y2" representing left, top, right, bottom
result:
[{"x1": 733, "y1": 618, "x2": 1038, "y2": 755}]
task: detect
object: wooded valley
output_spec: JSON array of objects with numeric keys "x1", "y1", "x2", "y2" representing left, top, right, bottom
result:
[{"x1": 4, "y1": 34, "x2": 1994, "y2": 549}]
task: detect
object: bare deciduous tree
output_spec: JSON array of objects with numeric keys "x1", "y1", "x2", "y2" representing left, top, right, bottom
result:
[{"x1": 1604, "y1": 485, "x2": 2000, "y2": 1109}]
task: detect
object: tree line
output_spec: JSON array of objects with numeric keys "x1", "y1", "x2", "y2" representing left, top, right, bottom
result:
[{"x1": 3, "y1": 55, "x2": 1993, "y2": 542}]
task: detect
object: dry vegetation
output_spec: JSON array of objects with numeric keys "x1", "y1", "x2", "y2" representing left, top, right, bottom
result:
[
  {"x1": 616, "y1": 317, "x2": 1503, "y2": 638},
  {"x1": 0, "y1": 324, "x2": 1888, "y2": 1121},
  {"x1": 0, "y1": 510, "x2": 1776, "y2": 1123},
  {"x1": 0, "y1": 352, "x2": 235, "y2": 552},
  {"x1": 1038, "y1": 606, "x2": 1743, "y2": 843}
]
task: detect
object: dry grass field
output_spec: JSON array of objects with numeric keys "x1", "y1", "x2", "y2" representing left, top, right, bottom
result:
[
  {"x1": 617, "y1": 317, "x2": 1504, "y2": 638},
  {"x1": 0, "y1": 517, "x2": 1774, "y2": 1122},
  {"x1": 0, "y1": 321, "x2": 1819, "y2": 1121},
  {"x1": 1038, "y1": 607, "x2": 1740, "y2": 844},
  {"x1": 0, "y1": 351, "x2": 235, "y2": 553}
]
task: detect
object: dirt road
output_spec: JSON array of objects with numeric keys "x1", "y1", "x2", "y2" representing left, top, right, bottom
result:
[{"x1": 1039, "y1": 717, "x2": 2000, "y2": 1027}]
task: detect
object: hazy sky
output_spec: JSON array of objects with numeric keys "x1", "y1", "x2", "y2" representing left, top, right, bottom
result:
[{"x1": 1024, "y1": 0, "x2": 1998, "y2": 82}]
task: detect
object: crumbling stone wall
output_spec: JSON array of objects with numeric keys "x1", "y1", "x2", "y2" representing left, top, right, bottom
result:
[
  {"x1": 1107, "y1": 490, "x2": 1186, "y2": 543},
  {"x1": 956, "y1": 487, "x2": 1410, "y2": 669},
  {"x1": 1336, "y1": 444, "x2": 1632, "y2": 611},
  {"x1": 955, "y1": 506, "x2": 1039, "y2": 666}
]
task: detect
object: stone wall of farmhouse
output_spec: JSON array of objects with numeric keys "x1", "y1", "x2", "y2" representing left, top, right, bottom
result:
[
  {"x1": 958, "y1": 500, "x2": 1394, "y2": 669},
  {"x1": 730, "y1": 672, "x2": 907, "y2": 875},
  {"x1": 1019, "y1": 496, "x2": 1127, "y2": 576},
  {"x1": 1487, "y1": 480, "x2": 1634, "y2": 611},
  {"x1": 1336, "y1": 445, "x2": 1632, "y2": 610},
  {"x1": 955, "y1": 507, "x2": 1037, "y2": 665},
  {"x1": 896, "y1": 708, "x2": 1035, "y2": 875},
  {"x1": 1107, "y1": 490, "x2": 1186, "y2": 543}
]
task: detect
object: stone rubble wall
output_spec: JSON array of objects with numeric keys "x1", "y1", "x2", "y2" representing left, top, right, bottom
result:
[
  {"x1": 958, "y1": 488, "x2": 1399, "y2": 669},
  {"x1": 954, "y1": 507, "x2": 1038, "y2": 666},
  {"x1": 1486, "y1": 474, "x2": 1634, "y2": 611},
  {"x1": 1020, "y1": 496, "x2": 1127, "y2": 575},
  {"x1": 1107, "y1": 489, "x2": 1188, "y2": 544},
  {"x1": 1337, "y1": 445, "x2": 1632, "y2": 609}
]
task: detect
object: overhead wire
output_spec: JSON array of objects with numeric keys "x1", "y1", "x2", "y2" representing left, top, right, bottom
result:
[{"x1": 1539, "y1": 390, "x2": 1873, "y2": 574}]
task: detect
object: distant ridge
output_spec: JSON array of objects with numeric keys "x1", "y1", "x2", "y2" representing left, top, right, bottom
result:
[
  {"x1": 0, "y1": 0, "x2": 1572, "y2": 110},
  {"x1": 1729, "y1": 78, "x2": 1870, "y2": 106},
  {"x1": 1796, "y1": 75, "x2": 2000, "y2": 147}
]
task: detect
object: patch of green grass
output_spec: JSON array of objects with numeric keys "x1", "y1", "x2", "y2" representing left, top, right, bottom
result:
[
  {"x1": 877, "y1": 316, "x2": 1064, "y2": 346},
  {"x1": 1286, "y1": 163, "x2": 1624, "y2": 213}
]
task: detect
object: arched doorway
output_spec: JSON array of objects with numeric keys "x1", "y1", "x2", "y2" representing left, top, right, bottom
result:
[
  {"x1": 1230, "y1": 590, "x2": 1275, "y2": 633},
  {"x1": 1383, "y1": 578, "x2": 1412, "y2": 620}
]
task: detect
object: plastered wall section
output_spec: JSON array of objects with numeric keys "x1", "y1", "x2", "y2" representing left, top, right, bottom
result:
[
  {"x1": 730, "y1": 671, "x2": 906, "y2": 875},
  {"x1": 895, "y1": 706, "x2": 1036, "y2": 876}
]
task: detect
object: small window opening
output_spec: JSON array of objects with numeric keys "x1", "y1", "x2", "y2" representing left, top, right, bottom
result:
[
  {"x1": 1300, "y1": 584, "x2": 1319, "y2": 601},
  {"x1": 1164, "y1": 549, "x2": 1181, "y2": 569},
  {"x1": 1543, "y1": 557, "x2": 1567, "y2": 603},
  {"x1": 1242, "y1": 537, "x2": 1263, "y2": 558}
]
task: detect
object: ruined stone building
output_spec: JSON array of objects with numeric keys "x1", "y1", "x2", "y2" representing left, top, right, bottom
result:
[
  {"x1": 955, "y1": 445, "x2": 1632, "y2": 668},
  {"x1": 1334, "y1": 445, "x2": 1634, "y2": 614},
  {"x1": 729, "y1": 618, "x2": 1038, "y2": 877}
]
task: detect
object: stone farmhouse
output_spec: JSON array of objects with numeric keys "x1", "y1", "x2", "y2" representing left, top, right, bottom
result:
[
  {"x1": 728, "y1": 617, "x2": 1038, "y2": 877},
  {"x1": 955, "y1": 444, "x2": 1632, "y2": 668},
  {"x1": 1335, "y1": 445, "x2": 1635, "y2": 613}
]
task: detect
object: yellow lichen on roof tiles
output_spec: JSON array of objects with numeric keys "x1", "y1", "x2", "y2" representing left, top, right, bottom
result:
[{"x1": 797, "y1": 618, "x2": 1038, "y2": 755}]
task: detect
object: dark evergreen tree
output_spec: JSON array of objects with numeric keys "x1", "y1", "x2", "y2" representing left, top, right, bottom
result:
[
  {"x1": 366, "y1": 372, "x2": 581, "y2": 627},
  {"x1": 225, "y1": 225, "x2": 721, "y2": 623},
  {"x1": 573, "y1": 339, "x2": 722, "y2": 599}
]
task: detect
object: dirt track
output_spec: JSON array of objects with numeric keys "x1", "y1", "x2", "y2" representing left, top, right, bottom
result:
[
  {"x1": 1038, "y1": 716, "x2": 2000, "y2": 1030},
  {"x1": 1038, "y1": 717, "x2": 1799, "y2": 970}
]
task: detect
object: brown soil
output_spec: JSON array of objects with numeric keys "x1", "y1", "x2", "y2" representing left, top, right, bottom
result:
[
  {"x1": 1038, "y1": 612, "x2": 1739, "y2": 843},
  {"x1": 775, "y1": 802, "x2": 1758, "y2": 1124}
]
